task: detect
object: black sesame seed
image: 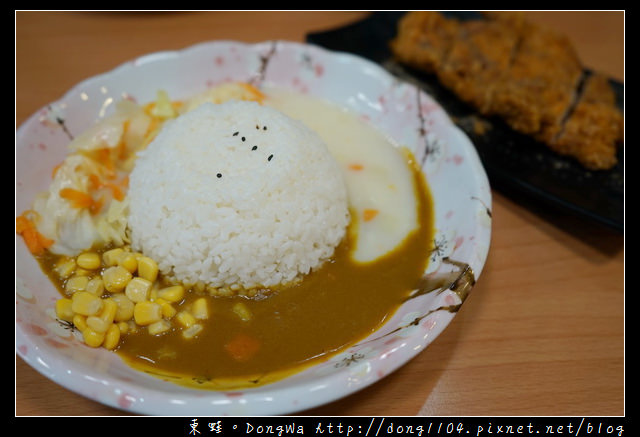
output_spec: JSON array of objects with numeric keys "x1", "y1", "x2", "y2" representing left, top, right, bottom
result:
[
  {"x1": 216, "y1": 173, "x2": 222, "y2": 178},
  {"x1": 241, "y1": 137, "x2": 246, "y2": 142},
  {"x1": 233, "y1": 131, "x2": 239, "y2": 136},
  {"x1": 252, "y1": 145, "x2": 258, "y2": 151},
  {"x1": 263, "y1": 126, "x2": 267, "y2": 130},
  {"x1": 267, "y1": 154, "x2": 274, "y2": 162}
]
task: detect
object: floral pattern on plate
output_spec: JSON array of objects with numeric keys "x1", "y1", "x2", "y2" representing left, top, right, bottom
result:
[{"x1": 16, "y1": 40, "x2": 491, "y2": 415}]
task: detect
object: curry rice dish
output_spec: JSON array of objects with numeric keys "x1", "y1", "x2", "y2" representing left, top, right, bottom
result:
[{"x1": 17, "y1": 83, "x2": 435, "y2": 388}]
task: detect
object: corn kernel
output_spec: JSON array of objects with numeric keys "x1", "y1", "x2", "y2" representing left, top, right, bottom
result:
[
  {"x1": 76, "y1": 252, "x2": 101, "y2": 270},
  {"x1": 232, "y1": 302, "x2": 252, "y2": 322},
  {"x1": 118, "y1": 252, "x2": 138, "y2": 273},
  {"x1": 111, "y1": 293, "x2": 135, "y2": 322},
  {"x1": 55, "y1": 298, "x2": 74, "y2": 322},
  {"x1": 82, "y1": 327, "x2": 105, "y2": 347},
  {"x1": 127, "y1": 320, "x2": 138, "y2": 333},
  {"x1": 137, "y1": 256, "x2": 159, "y2": 282},
  {"x1": 53, "y1": 257, "x2": 76, "y2": 279},
  {"x1": 103, "y1": 248, "x2": 123, "y2": 266},
  {"x1": 148, "y1": 319, "x2": 171, "y2": 336},
  {"x1": 117, "y1": 321, "x2": 129, "y2": 335},
  {"x1": 99, "y1": 298, "x2": 118, "y2": 324},
  {"x1": 65, "y1": 275, "x2": 89, "y2": 294},
  {"x1": 191, "y1": 297, "x2": 209, "y2": 320},
  {"x1": 133, "y1": 301, "x2": 162, "y2": 325},
  {"x1": 149, "y1": 284, "x2": 158, "y2": 302},
  {"x1": 73, "y1": 314, "x2": 88, "y2": 332},
  {"x1": 73, "y1": 268, "x2": 91, "y2": 276},
  {"x1": 86, "y1": 315, "x2": 110, "y2": 333},
  {"x1": 182, "y1": 323, "x2": 203, "y2": 339},
  {"x1": 85, "y1": 277, "x2": 104, "y2": 296},
  {"x1": 124, "y1": 277, "x2": 152, "y2": 303},
  {"x1": 175, "y1": 311, "x2": 196, "y2": 328},
  {"x1": 103, "y1": 324, "x2": 121, "y2": 350},
  {"x1": 157, "y1": 285, "x2": 184, "y2": 303},
  {"x1": 102, "y1": 265, "x2": 132, "y2": 293},
  {"x1": 158, "y1": 300, "x2": 177, "y2": 319},
  {"x1": 71, "y1": 291, "x2": 103, "y2": 316}
]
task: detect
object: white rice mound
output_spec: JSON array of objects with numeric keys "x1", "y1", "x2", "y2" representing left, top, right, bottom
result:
[{"x1": 127, "y1": 100, "x2": 350, "y2": 292}]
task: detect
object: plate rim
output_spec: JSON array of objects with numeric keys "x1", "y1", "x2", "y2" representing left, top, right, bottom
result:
[{"x1": 16, "y1": 39, "x2": 492, "y2": 416}]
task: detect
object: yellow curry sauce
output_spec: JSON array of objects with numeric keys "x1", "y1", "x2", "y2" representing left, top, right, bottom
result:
[
  {"x1": 35, "y1": 160, "x2": 433, "y2": 390},
  {"x1": 21, "y1": 84, "x2": 436, "y2": 389}
]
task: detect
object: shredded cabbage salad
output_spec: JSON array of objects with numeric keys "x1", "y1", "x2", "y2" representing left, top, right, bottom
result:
[{"x1": 17, "y1": 83, "x2": 265, "y2": 257}]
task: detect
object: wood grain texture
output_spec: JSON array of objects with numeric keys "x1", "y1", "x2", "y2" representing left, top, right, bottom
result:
[{"x1": 15, "y1": 11, "x2": 624, "y2": 417}]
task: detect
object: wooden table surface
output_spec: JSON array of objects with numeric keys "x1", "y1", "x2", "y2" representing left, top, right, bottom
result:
[{"x1": 15, "y1": 11, "x2": 624, "y2": 417}]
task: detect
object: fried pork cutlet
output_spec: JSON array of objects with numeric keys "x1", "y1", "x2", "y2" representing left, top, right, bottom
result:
[
  {"x1": 550, "y1": 73, "x2": 624, "y2": 170},
  {"x1": 389, "y1": 11, "x2": 458, "y2": 73},
  {"x1": 487, "y1": 17, "x2": 583, "y2": 144},
  {"x1": 435, "y1": 18, "x2": 521, "y2": 114},
  {"x1": 390, "y1": 11, "x2": 623, "y2": 170}
]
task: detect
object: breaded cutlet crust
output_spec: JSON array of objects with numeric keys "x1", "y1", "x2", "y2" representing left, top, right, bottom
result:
[
  {"x1": 550, "y1": 73, "x2": 624, "y2": 170},
  {"x1": 390, "y1": 11, "x2": 623, "y2": 170}
]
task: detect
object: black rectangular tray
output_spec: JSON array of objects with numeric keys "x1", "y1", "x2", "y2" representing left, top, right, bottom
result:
[{"x1": 307, "y1": 12, "x2": 624, "y2": 232}]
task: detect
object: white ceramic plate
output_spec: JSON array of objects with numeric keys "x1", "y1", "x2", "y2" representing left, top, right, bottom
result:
[{"x1": 16, "y1": 40, "x2": 491, "y2": 416}]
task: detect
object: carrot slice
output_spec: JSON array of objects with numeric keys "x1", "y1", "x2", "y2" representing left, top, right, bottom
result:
[
  {"x1": 15, "y1": 215, "x2": 31, "y2": 233},
  {"x1": 88, "y1": 172, "x2": 127, "y2": 202},
  {"x1": 16, "y1": 212, "x2": 53, "y2": 255},
  {"x1": 363, "y1": 209, "x2": 379, "y2": 222},
  {"x1": 238, "y1": 82, "x2": 265, "y2": 103},
  {"x1": 224, "y1": 333, "x2": 260, "y2": 362},
  {"x1": 51, "y1": 162, "x2": 63, "y2": 179},
  {"x1": 59, "y1": 188, "x2": 94, "y2": 209},
  {"x1": 109, "y1": 184, "x2": 124, "y2": 201},
  {"x1": 21, "y1": 228, "x2": 42, "y2": 254},
  {"x1": 95, "y1": 148, "x2": 117, "y2": 179},
  {"x1": 88, "y1": 173, "x2": 102, "y2": 190}
]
